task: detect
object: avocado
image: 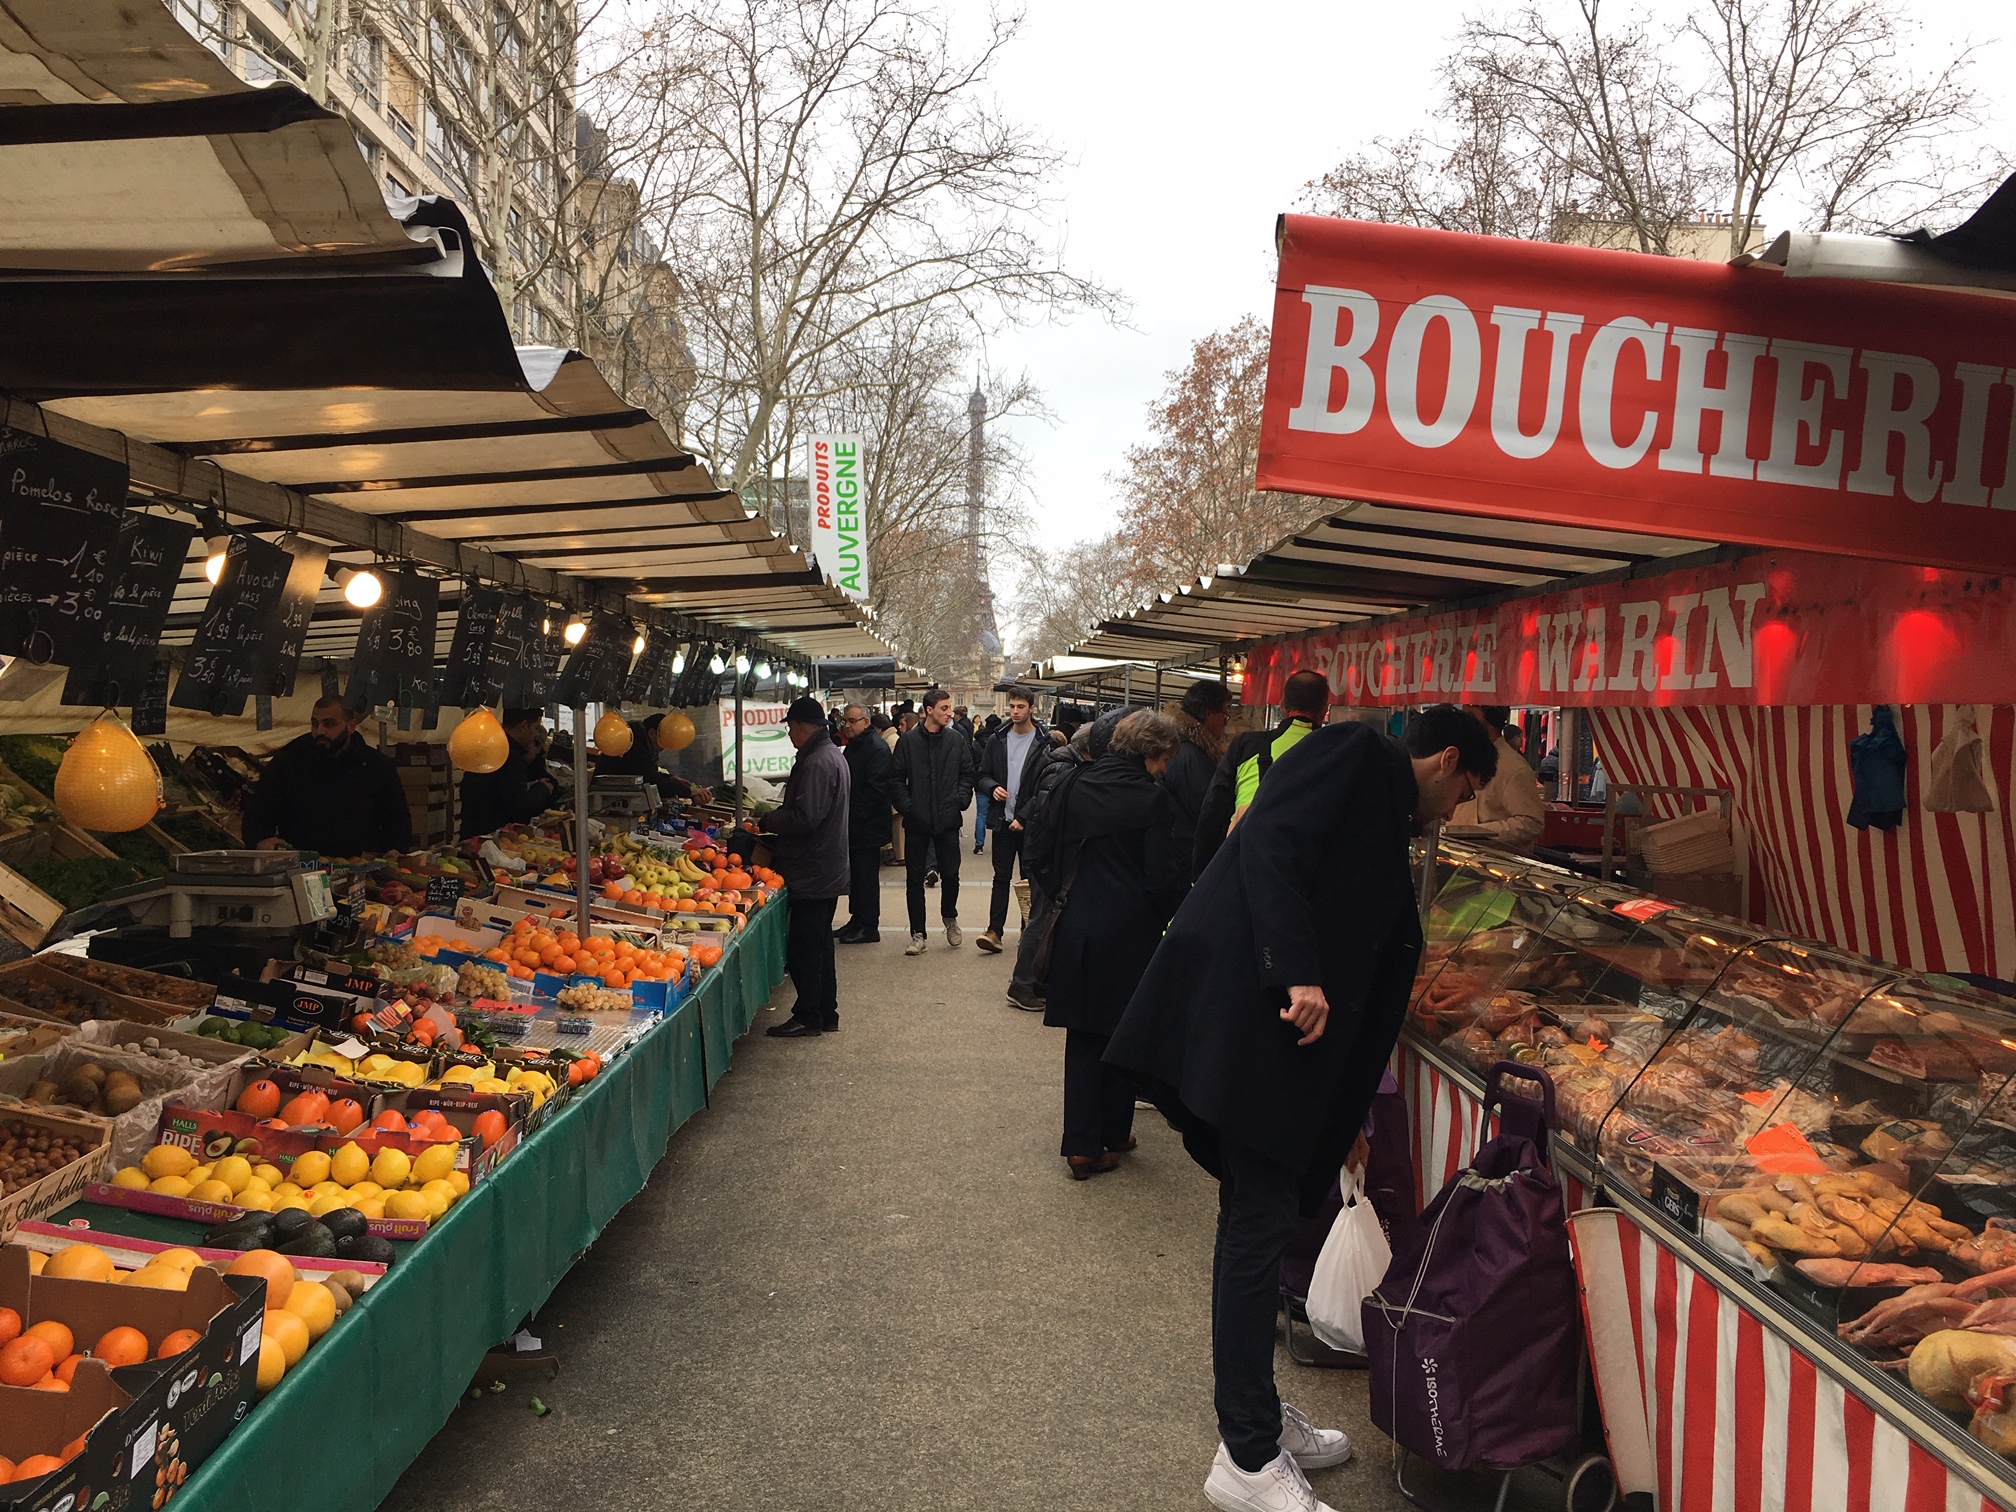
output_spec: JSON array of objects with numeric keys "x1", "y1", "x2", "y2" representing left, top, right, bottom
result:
[
  {"x1": 269, "y1": 1207, "x2": 313, "y2": 1241},
  {"x1": 202, "y1": 1214, "x2": 275, "y2": 1249},
  {"x1": 197, "y1": 1017, "x2": 230, "y2": 1038},
  {"x1": 335, "y1": 1233, "x2": 396, "y2": 1266},
  {"x1": 277, "y1": 1221, "x2": 337, "y2": 1258},
  {"x1": 321, "y1": 1208, "x2": 369, "y2": 1242}
]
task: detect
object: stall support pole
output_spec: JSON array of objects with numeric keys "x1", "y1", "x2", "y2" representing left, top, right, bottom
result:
[
  {"x1": 1123, "y1": 664, "x2": 1132, "y2": 709},
  {"x1": 1153, "y1": 667, "x2": 1162, "y2": 709},
  {"x1": 733, "y1": 677, "x2": 746, "y2": 825},
  {"x1": 1416, "y1": 819, "x2": 1441, "y2": 923},
  {"x1": 572, "y1": 705, "x2": 591, "y2": 941},
  {"x1": 1555, "y1": 708, "x2": 1582, "y2": 801}
]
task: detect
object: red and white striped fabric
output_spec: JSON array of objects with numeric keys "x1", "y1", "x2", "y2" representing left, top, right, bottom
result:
[
  {"x1": 1394, "y1": 1036, "x2": 1587, "y2": 1212},
  {"x1": 1571, "y1": 1206, "x2": 2008, "y2": 1512},
  {"x1": 1589, "y1": 705, "x2": 2016, "y2": 980}
]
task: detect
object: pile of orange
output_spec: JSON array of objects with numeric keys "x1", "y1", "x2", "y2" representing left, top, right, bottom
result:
[
  {"x1": 565, "y1": 1053, "x2": 603, "y2": 1086},
  {"x1": 482, "y1": 916, "x2": 687, "y2": 989}
]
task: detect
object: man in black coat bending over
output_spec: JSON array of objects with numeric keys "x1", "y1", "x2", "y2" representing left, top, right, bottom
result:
[{"x1": 1106, "y1": 706, "x2": 1497, "y2": 1512}]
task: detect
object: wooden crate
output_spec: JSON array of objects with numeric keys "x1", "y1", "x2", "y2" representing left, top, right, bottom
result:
[
  {"x1": 0, "y1": 959, "x2": 179, "y2": 1028},
  {"x1": 0, "y1": 1102, "x2": 113, "y2": 1243},
  {"x1": 0, "y1": 822, "x2": 118, "y2": 949}
]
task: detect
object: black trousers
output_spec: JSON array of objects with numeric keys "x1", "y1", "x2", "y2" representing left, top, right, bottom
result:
[
  {"x1": 1009, "y1": 879, "x2": 1051, "y2": 995},
  {"x1": 784, "y1": 894, "x2": 839, "y2": 1028},
  {"x1": 1213, "y1": 1140, "x2": 1301, "y2": 1472},
  {"x1": 904, "y1": 820, "x2": 961, "y2": 935},
  {"x1": 1061, "y1": 1028, "x2": 1134, "y2": 1158},
  {"x1": 987, "y1": 825, "x2": 1026, "y2": 935},
  {"x1": 845, "y1": 845, "x2": 881, "y2": 933}
]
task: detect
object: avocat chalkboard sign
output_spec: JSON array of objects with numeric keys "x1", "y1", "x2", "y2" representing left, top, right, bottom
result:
[
  {"x1": 172, "y1": 534, "x2": 295, "y2": 717},
  {"x1": 61, "y1": 511, "x2": 198, "y2": 708},
  {"x1": 557, "y1": 612, "x2": 631, "y2": 706},
  {"x1": 0, "y1": 427, "x2": 129, "y2": 668},
  {"x1": 251, "y1": 538, "x2": 330, "y2": 699},
  {"x1": 346, "y1": 570, "x2": 439, "y2": 711},
  {"x1": 441, "y1": 585, "x2": 531, "y2": 708}
]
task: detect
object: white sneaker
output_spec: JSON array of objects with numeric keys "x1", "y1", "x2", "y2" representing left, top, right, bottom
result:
[
  {"x1": 1203, "y1": 1446, "x2": 1334, "y2": 1512},
  {"x1": 1277, "y1": 1402, "x2": 1352, "y2": 1469},
  {"x1": 944, "y1": 920, "x2": 962, "y2": 948},
  {"x1": 905, "y1": 934, "x2": 927, "y2": 956}
]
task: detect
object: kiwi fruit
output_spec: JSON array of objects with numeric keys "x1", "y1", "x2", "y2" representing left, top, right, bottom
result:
[{"x1": 102, "y1": 1076, "x2": 143, "y2": 1115}]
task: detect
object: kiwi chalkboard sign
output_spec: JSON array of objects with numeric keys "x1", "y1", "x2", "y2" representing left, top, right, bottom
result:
[
  {"x1": 61, "y1": 511, "x2": 198, "y2": 708},
  {"x1": 557, "y1": 613, "x2": 631, "y2": 706},
  {"x1": 171, "y1": 534, "x2": 295, "y2": 717},
  {"x1": 441, "y1": 585, "x2": 531, "y2": 708},
  {"x1": 346, "y1": 570, "x2": 439, "y2": 711},
  {"x1": 250, "y1": 538, "x2": 329, "y2": 698},
  {"x1": 0, "y1": 427, "x2": 129, "y2": 667}
]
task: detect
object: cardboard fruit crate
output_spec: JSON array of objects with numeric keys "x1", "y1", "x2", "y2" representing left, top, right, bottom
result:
[
  {"x1": 37, "y1": 954, "x2": 218, "y2": 1015},
  {"x1": 0, "y1": 822, "x2": 119, "y2": 950},
  {"x1": 0, "y1": 1104, "x2": 113, "y2": 1243},
  {"x1": 0, "y1": 1011, "x2": 75, "y2": 1061}
]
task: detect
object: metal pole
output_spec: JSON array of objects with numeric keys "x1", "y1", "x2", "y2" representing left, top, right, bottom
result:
[
  {"x1": 572, "y1": 704, "x2": 590, "y2": 941},
  {"x1": 1153, "y1": 667, "x2": 1162, "y2": 710},
  {"x1": 1123, "y1": 664, "x2": 1132, "y2": 709},
  {"x1": 733, "y1": 673, "x2": 746, "y2": 825},
  {"x1": 1417, "y1": 819, "x2": 1442, "y2": 923}
]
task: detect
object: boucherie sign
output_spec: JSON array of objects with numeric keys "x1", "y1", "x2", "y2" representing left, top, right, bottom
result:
[
  {"x1": 1259, "y1": 216, "x2": 2016, "y2": 575},
  {"x1": 1243, "y1": 549, "x2": 2016, "y2": 709}
]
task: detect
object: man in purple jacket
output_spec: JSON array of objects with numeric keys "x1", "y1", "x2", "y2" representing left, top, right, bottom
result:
[{"x1": 761, "y1": 697, "x2": 851, "y2": 1038}]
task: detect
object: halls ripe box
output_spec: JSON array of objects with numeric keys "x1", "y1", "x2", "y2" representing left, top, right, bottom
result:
[{"x1": 0, "y1": 1243, "x2": 264, "y2": 1504}]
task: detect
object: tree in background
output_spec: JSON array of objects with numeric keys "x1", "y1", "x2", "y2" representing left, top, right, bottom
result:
[{"x1": 1008, "y1": 532, "x2": 1158, "y2": 666}]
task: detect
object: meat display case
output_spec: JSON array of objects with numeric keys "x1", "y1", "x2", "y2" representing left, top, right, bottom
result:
[{"x1": 1401, "y1": 840, "x2": 2016, "y2": 1506}]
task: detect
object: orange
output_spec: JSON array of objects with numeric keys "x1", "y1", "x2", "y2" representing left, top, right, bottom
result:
[
  {"x1": 53, "y1": 1352, "x2": 85, "y2": 1384},
  {"x1": 31, "y1": 1375, "x2": 67, "y2": 1392},
  {"x1": 553, "y1": 955, "x2": 575, "y2": 973},
  {"x1": 93, "y1": 1326, "x2": 149, "y2": 1367},
  {"x1": 0, "y1": 1307, "x2": 18, "y2": 1349},
  {"x1": 261, "y1": 1309, "x2": 309, "y2": 1367},
  {"x1": 472, "y1": 1110, "x2": 506, "y2": 1150},
  {"x1": 60, "y1": 1436, "x2": 85, "y2": 1462},
  {"x1": 11, "y1": 1454, "x2": 64, "y2": 1480},
  {"x1": 0, "y1": 1459, "x2": 11, "y2": 1482},
  {"x1": 236, "y1": 1079, "x2": 284, "y2": 1118},
  {"x1": 279, "y1": 1091, "x2": 330, "y2": 1126},
  {"x1": 602, "y1": 972, "x2": 624, "y2": 989},
  {"x1": 24, "y1": 1321, "x2": 72, "y2": 1361},
  {"x1": 373, "y1": 1109, "x2": 409, "y2": 1133},
  {"x1": 0, "y1": 1336, "x2": 54, "y2": 1386},
  {"x1": 326, "y1": 1098, "x2": 366, "y2": 1134},
  {"x1": 226, "y1": 1249, "x2": 299, "y2": 1311},
  {"x1": 158, "y1": 1328, "x2": 203, "y2": 1359}
]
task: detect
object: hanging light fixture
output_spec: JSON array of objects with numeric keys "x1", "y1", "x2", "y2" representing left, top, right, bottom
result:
[
  {"x1": 756, "y1": 659, "x2": 773, "y2": 679},
  {"x1": 671, "y1": 652, "x2": 686, "y2": 675},
  {"x1": 735, "y1": 653, "x2": 751, "y2": 674},
  {"x1": 708, "y1": 652, "x2": 726, "y2": 675},
  {"x1": 632, "y1": 631, "x2": 647, "y2": 656},
  {"x1": 563, "y1": 617, "x2": 588, "y2": 646},
  {"x1": 541, "y1": 615, "x2": 553, "y2": 635},
  {"x1": 203, "y1": 535, "x2": 230, "y2": 585},
  {"x1": 330, "y1": 565, "x2": 382, "y2": 609}
]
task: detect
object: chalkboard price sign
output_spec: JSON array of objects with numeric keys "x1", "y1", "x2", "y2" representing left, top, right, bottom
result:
[
  {"x1": 505, "y1": 612, "x2": 563, "y2": 707},
  {"x1": 0, "y1": 427, "x2": 129, "y2": 668},
  {"x1": 131, "y1": 657, "x2": 171, "y2": 737},
  {"x1": 557, "y1": 613, "x2": 633, "y2": 707},
  {"x1": 623, "y1": 627, "x2": 678, "y2": 704},
  {"x1": 441, "y1": 585, "x2": 532, "y2": 708},
  {"x1": 251, "y1": 538, "x2": 330, "y2": 698},
  {"x1": 424, "y1": 875, "x2": 465, "y2": 909},
  {"x1": 61, "y1": 511, "x2": 198, "y2": 708},
  {"x1": 171, "y1": 534, "x2": 296, "y2": 717},
  {"x1": 346, "y1": 570, "x2": 439, "y2": 711}
]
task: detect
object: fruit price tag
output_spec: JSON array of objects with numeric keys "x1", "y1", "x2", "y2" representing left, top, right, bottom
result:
[
  {"x1": 329, "y1": 1036, "x2": 371, "y2": 1059},
  {"x1": 240, "y1": 1318, "x2": 263, "y2": 1365},
  {"x1": 130, "y1": 1415, "x2": 159, "y2": 1475}
]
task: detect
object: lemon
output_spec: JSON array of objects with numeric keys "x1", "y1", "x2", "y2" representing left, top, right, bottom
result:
[
  {"x1": 370, "y1": 1147, "x2": 411, "y2": 1189},
  {"x1": 272, "y1": 1182, "x2": 305, "y2": 1201},
  {"x1": 441, "y1": 1065, "x2": 483, "y2": 1084},
  {"x1": 142, "y1": 1144, "x2": 196, "y2": 1180},
  {"x1": 262, "y1": 1309, "x2": 309, "y2": 1366},
  {"x1": 290, "y1": 1151, "x2": 332, "y2": 1187},
  {"x1": 211, "y1": 1155, "x2": 253, "y2": 1195},
  {"x1": 252, "y1": 1162, "x2": 285, "y2": 1186},
  {"x1": 186, "y1": 1163, "x2": 213, "y2": 1185},
  {"x1": 411, "y1": 1143, "x2": 457, "y2": 1185},
  {"x1": 273, "y1": 1195, "x2": 314, "y2": 1214},
  {"x1": 345, "y1": 1181, "x2": 383, "y2": 1201},
  {"x1": 256, "y1": 1335, "x2": 287, "y2": 1393},
  {"x1": 188, "y1": 1179, "x2": 236, "y2": 1204},
  {"x1": 309, "y1": 1181, "x2": 343, "y2": 1197},
  {"x1": 237, "y1": 1190, "x2": 275, "y2": 1212},
  {"x1": 385, "y1": 1190, "x2": 432, "y2": 1223},
  {"x1": 111, "y1": 1166, "x2": 150, "y2": 1190},
  {"x1": 354, "y1": 1196, "x2": 387, "y2": 1220},
  {"x1": 446, "y1": 1171, "x2": 470, "y2": 1196},
  {"x1": 473, "y1": 1078, "x2": 510, "y2": 1096},
  {"x1": 148, "y1": 1175, "x2": 194, "y2": 1197},
  {"x1": 419, "y1": 1179, "x2": 457, "y2": 1218},
  {"x1": 239, "y1": 1178, "x2": 273, "y2": 1200},
  {"x1": 308, "y1": 1190, "x2": 352, "y2": 1218},
  {"x1": 329, "y1": 1141, "x2": 370, "y2": 1187}
]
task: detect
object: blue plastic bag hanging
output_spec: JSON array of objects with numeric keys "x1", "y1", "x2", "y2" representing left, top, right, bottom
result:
[{"x1": 1847, "y1": 706, "x2": 1907, "y2": 831}]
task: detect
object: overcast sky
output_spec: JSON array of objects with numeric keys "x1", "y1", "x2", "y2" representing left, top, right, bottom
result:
[{"x1": 972, "y1": 0, "x2": 2008, "y2": 631}]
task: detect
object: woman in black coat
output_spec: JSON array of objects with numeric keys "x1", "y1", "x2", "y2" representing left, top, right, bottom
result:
[{"x1": 1040, "y1": 710, "x2": 1189, "y2": 1178}]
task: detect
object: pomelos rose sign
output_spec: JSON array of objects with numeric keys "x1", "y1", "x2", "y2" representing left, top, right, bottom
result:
[{"x1": 1259, "y1": 216, "x2": 2016, "y2": 575}]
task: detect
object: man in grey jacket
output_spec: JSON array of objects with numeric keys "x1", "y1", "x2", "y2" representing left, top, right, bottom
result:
[{"x1": 762, "y1": 697, "x2": 851, "y2": 1039}]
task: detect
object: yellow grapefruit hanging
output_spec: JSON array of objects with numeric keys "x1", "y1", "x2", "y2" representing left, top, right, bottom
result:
[
  {"x1": 447, "y1": 708, "x2": 509, "y2": 773},
  {"x1": 657, "y1": 711, "x2": 696, "y2": 751},
  {"x1": 593, "y1": 710, "x2": 634, "y2": 756}
]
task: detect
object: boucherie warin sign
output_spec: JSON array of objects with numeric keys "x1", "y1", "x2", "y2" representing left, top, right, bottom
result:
[
  {"x1": 1243, "y1": 550, "x2": 2016, "y2": 710},
  {"x1": 1259, "y1": 216, "x2": 2016, "y2": 574}
]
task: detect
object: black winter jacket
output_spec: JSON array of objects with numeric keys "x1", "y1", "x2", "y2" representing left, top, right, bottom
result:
[
  {"x1": 977, "y1": 720, "x2": 1050, "y2": 828},
  {"x1": 244, "y1": 734, "x2": 413, "y2": 856},
  {"x1": 844, "y1": 731, "x2": 893, "y2": 847},
  {"x1": 889, "y1": 724, "x2": 975, "y2": 833},
  {"x1": 763, "y1": 729, "x2": 850, "y2": 898}
]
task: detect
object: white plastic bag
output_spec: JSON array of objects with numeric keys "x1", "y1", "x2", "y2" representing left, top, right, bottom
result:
[{"x1": 1305, "y1": 1166, "x2": 1391, "y2": 1353}]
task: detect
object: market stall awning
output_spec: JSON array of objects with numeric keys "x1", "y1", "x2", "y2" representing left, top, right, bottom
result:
[
  {"x1": 1070, "y1": 503, "x2": 1709, "y2": 664},
  {"x1": 0, "y1": 0, "x2": 903, "y2": 675}
]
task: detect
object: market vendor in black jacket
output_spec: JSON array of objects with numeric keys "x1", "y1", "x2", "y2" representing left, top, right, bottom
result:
[
  {"x1": 458, "y1": 708, "x2": 560, "y2": 840},
  {"x1": 761, "y1": 698, "x2": 851, "y2": 1037},
  {"x1": 887, "y1": 687, "x2": 976, "y2": 955},
  {"x1": 244, "y1": 697, "x2": 413, "y2": 857},
  {"x1": 837, "y1": 704, "x2": 892, "y2": 943},
  {"x1": 1105, "y1": 706, "x2": 1497, "y2": 1508}
]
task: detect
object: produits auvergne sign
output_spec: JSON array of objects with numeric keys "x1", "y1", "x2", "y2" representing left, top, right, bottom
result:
[
  {"x1": 808, "y1": 434, "x2": 870, "y2": 601},
  {"x1": 1258, "y1": 216, "x2": 2016, "y2": 576}
]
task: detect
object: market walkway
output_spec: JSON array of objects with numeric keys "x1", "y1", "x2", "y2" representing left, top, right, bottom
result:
[{"x1": 382, "y1": 873, "x2": 1545, "y2": 1512}]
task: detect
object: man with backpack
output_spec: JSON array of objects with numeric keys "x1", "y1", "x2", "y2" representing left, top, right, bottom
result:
[
  {"x1": 1192, "y1": 669, "x2": 1331, "y2": 877},
  {"x1": 888, "y1": 687, "x2": 976, "y2": 955},
  {"x1": 1106, "y1": 706, "x2": 1497, "y2": 1512}
]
